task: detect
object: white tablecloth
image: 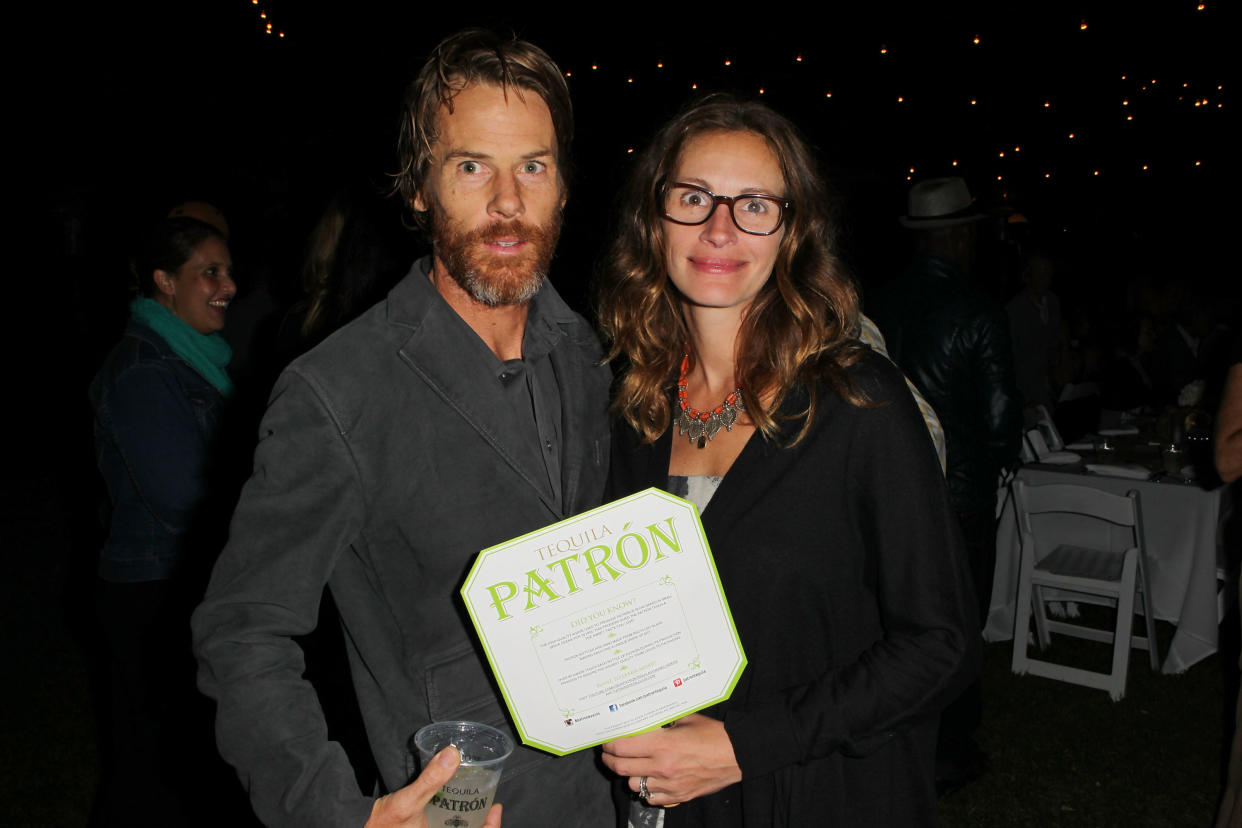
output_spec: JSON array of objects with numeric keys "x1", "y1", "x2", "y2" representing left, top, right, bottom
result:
[{"x1": 985, "y1": 466, "x2": 1232, "y2": 674}]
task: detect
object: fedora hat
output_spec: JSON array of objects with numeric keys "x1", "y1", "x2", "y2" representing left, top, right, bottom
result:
[{"x1": 899, "y1": 177, "x2": 986, "y2": 229}]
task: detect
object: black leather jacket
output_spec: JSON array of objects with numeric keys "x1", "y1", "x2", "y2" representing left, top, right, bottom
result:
[{"x1": 868, "y1": 254, "x2": 1023, "y2": 513}]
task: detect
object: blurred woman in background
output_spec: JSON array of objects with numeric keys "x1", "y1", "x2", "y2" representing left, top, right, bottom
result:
[{"x1": 89, "y1": 216, "x2": 236, "y2": 826}]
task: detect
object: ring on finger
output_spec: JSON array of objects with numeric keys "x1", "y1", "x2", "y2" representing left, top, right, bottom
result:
[{"x1": 638, "y1": 776, "x2": 651, "y2": 801}]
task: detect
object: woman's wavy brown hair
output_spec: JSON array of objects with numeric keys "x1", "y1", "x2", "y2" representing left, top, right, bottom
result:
[{"x1": 596, "y1": 93, "x2": 870, "y2": 446}]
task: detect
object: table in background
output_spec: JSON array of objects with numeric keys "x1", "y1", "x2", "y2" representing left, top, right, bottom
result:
[{"x1": 985, "y1": 465, "x2": 1233, "y2": 674}]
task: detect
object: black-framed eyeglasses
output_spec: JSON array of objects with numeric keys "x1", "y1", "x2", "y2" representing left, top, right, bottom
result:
[{"x1": 660, "y1": 181, "x2": 792, "y2": 236}]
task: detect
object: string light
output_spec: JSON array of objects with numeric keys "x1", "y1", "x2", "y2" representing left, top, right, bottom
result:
[
  {"x1": 250, "y1": 3, "x2": 282, "y2": 38},
  {"x1": 400, "y1": 15, "x2": 1215, "y2": 198}
]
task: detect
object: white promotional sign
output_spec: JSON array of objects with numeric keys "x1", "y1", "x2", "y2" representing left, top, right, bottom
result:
[{"x1": 460, "y1": 488, "x2": 746, "y2": 755}]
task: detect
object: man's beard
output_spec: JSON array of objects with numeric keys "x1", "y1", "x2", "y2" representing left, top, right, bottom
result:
[{"x1": 432, "y1": 208, "x2": 562, "y2": 307}]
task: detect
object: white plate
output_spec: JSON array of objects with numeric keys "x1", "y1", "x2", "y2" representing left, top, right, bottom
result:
[{"x1": 1085, "y1": 463, "x2": 1151, "y2": 480}]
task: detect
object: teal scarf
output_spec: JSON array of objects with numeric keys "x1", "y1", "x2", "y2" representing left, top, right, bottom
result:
[{"x1": 130, "y1": 297, "x2": 234, "y2": 397}]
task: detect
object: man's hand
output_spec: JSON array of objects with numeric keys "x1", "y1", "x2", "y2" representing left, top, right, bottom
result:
[
  {"x1": 365, "y1": 746, "x2": 502, "y2": 828},
  {"x1": 600, "y1": 714, "x2": 741, "y2": 807}
]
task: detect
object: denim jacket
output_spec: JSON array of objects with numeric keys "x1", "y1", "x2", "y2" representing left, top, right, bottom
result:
[{"x1": 90, "y1": 319, "x2": 225, "y2": 581}]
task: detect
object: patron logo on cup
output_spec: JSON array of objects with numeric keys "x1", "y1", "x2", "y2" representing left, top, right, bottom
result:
[{"x1": 412, "y1": 721, "x2": 514, "y2": 828}]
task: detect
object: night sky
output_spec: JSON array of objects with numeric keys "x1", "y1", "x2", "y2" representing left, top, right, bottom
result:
[{"x1": 39, "y1": 1, "x2": 1230, "y2": 312}]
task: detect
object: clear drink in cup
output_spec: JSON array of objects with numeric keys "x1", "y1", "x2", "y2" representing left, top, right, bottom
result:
[{"x1": 413, "y1": 721, "x2": 514, "y2": 828}]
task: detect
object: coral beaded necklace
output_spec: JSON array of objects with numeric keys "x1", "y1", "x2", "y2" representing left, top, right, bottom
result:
[{"x1": 674, "y1": 349, "x2": 746, "y2": 449}]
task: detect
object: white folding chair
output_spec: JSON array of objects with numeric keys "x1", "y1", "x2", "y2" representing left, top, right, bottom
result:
[
  {"x1": 1010, "y1": 480, "x2": 1159, "y2": 700},
  {"x1": 1019, "y1": 431, "x2": 1039, "y2": 463},
  {"x1": 1022, "y1": 428, "x2": 1081, "y2": 465},
  {"x1": 1024, "y1": 428, "x2": 1051, "y2": 460},
  {"x1": 1032, "y1": 403, "x2": 1065, "y2": 451}
]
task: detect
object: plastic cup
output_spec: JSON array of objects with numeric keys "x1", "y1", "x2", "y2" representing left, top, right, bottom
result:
[{"x1": 413, "y1": 721, "x2": 514, "y2": 828}]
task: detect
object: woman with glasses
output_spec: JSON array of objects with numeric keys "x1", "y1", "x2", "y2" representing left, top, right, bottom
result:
[{"x1": 596, "y1": 95, "x2": 978, "y2": 827}]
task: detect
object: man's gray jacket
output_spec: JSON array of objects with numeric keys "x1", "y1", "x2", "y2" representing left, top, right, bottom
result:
[{"x1": 193, "y1": 260, "x2": 615, "y2": 827}]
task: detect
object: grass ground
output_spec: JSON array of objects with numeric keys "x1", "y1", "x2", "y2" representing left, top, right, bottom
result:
[{"x1": 940, "y1": 617, "x2": 1230, "y2": 827}]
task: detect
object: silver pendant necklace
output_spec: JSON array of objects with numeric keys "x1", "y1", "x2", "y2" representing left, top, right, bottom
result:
[{"x1": 675, "y1": 350, "x2": 745, "y2": 449}]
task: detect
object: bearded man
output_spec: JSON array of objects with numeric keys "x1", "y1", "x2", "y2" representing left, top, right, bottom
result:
[{"x1": 193, "y1": 30, "x2": 615, "y2": 828}]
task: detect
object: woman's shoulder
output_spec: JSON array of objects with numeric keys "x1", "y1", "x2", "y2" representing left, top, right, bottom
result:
[
  {"x1": 835, "y1": 343, "x2": 911, "y2": 401},
  {"x1": 92, "y1": 323, "x2": 211, "y2": 407},
  {"x1": 95, "y1": 324, "x2": 164, "y2": 382},
  {"x1": 804, "y1": 346, "x2": 927, "y2": 436}
]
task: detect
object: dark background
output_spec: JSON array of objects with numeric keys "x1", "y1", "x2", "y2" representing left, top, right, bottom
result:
[
  {"x1": 30, "y1": 1, "x2": 1234, "y2": 471},
  {"x1": 35, "y1": 0, "x2": 1230, "y2": 306},
  {"x1": 8, "y1": 2, "x2": 1235, "y2": 823}
]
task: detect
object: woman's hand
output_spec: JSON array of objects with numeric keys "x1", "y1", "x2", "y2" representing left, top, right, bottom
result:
[
  {"x1": 365, "y1": 746, "x2": 502, "y2": 828},
  {"x1": 600, "y1": 714, "x2": 742, "y2": 807}
]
